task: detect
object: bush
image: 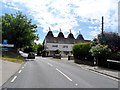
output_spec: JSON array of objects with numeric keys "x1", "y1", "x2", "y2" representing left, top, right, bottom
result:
[
  {"x1": 42, "y1": 50, "x2": 49, "y2": 57},
  {"x1": 90, "y1": 44, "x2": 111, "y2": 66},
  {"x1": 90, "y1": 44, "x2": 111, "y2": 58},
  {"x1": 55, "y1": 49, "x2": 61, "y2": 54},
  {"x1": 109, "y1": 51, "x2": 120, "y2": 61},
  {"x1": 72, "y1": 42, "x2": 91, "y2": 59}
]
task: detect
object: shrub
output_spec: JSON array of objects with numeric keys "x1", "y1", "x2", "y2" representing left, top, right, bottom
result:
[
  {"x1": 90, "y1": 44, "x2": 111, "y2": 66},
  {"x1": 109, "y1": 51, "x2": 120, "y2": 61},
  {"x1": 90, "y1": 44, "x2": 111, "y2": 58},
  {"x1": 72, "y1": 42, "x2": 91, "y2": 59},
  {"x1": 42, "y1": 50, "x2": 49, "y2": 57},
  {"x1": 55, "y1": 49, "x2": 61, "y2": 54}
]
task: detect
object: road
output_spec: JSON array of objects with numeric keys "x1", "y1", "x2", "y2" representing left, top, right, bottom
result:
[{"x1": 2, "y1": 57, "x2": 118, "y2": 88}]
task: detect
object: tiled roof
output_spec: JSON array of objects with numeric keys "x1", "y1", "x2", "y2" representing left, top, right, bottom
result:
[
  {"x1": 58, "y1": 32, "x2": 65, "y2": 38},
  {"x1": 76, "y1": 34, "x2": 84, "y2": 40},
  {"x1": 46, "y1": 31, "x2": 54, "y2": 37},
  {"x1": 44, "y1": 30, "x2": 90, "y2": 44},
  {"x1": 45, "y1": 37, "x2": 87, "y2": 44},
  {"x1": 67, "y1": 33, "x2": 75, "y2": 39}
]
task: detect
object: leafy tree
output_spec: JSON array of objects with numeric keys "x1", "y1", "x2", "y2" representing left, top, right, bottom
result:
[
  {"x1": 37, "y1": 44, "x2": 43, "y2": 56},
  {"x1": 90, "y1": 44, "x2": 111, "y2": 58},
  {"x1": 90, "y1": 44, "x2": 111, "y2": 66},
  {"x1": 2, "y1": 12, "x2": 38, "y2": 49},
  {"x1": 91, "y1": 38, "x2": 98, "y2": 46},
  {"x1": 97, "y1": 32, "x2": 120, "y2": 52}
]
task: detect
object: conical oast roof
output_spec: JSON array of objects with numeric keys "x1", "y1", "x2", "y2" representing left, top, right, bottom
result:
[
  {"x1": 57, "y1": 28, "x2": 65, "y2": 38},
  {"x1": 76, "y1": 34, "x2": 84, "y2": 40},
  {"x1": 46, "y1": 27, "x2": 54, "y2": 37},
  {"x1": 67, "y1": 33, "x2": 75, "y2": 39},
  {"x1": 58, "y1": 32, "x2": 65, "y2": 38}
]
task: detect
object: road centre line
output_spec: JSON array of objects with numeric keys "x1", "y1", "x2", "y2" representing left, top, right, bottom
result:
[
  {"x1": 22, "y1": 66, "x2": 24, "y2": 69},
  {"x1": 75, "y1": 83, "x2": 78, "y2": 86},
  {"x1": 11, "y1": 76, "x2": 17, "y2": 83},
  {"x1": 56, "y1": 68, "x2": 72, "y2": 81},
  {"x1": 18, "y1": 70, "x2": 22, "y2": 73},
  {"x1": 47, "y1": 62, "x2": 53, "y2": 67},
  {"x1": 24, "y1": 63, "x2": 26, "y2": 67}
]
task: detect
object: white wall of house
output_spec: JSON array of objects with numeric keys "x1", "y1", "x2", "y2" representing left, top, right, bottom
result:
[{"x1": 45, "y1": 43, "x2": 73, "y2": 52}]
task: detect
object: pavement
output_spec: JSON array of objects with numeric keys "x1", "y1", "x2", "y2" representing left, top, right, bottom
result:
[
  {"x1": 0, "y1": 60, "x2": 22, "y2": 87},
  {"x1": 61, "y1": 58, "x2": 120, "y2": 80},
  {"x1": 0, "y1": 51, "x2": 27, "y2": 87}
]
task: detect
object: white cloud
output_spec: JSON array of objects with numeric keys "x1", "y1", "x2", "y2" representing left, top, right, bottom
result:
[
  {"x1": 34, "y1": 39, "x2": 43, "y2": 44},
  {"x1": 3, "y1": 1, "x2": 21, "y2": 10},
  {"x1": 2, "y1": 0, "x2": 119, "y2": 39}
]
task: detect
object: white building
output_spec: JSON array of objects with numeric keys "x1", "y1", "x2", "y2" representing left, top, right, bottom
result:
[{"x1": 43, "y1": 28, "x2": 90, "y2": 57}]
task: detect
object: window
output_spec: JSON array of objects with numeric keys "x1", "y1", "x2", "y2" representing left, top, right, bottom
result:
[
  {"x1": 63, "y1": 45, "x2": 68, "y2": 48},
  {"x1": 52, "y1": 45, "x2": 58, "y2": 47}
]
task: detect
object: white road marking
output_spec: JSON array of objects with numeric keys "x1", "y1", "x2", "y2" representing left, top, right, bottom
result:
[
  {"x1": 56, "y1": 68, "x2": 72, "y2": 81},
  {"x1": 11, "y1": 76, "x2": 17, "y2": 83},
  {"x1": 43, "y1": 58, "x2": 47, "y2": 59},
  {"x1": 22, "y1": 67, "x2": 24, "y2": 69},
  {"x1": 75, "y1": 84, "x2": 78, "y2": 86},
  {"x1": 47, "y1": 62, "x2": 53, "y2": 67},
  {"x1": 24, "y1": 63, "x2": 26, "y2": 67},
  {"x1": 18, "y1": 70, "x2": 22, "y2": 73}
]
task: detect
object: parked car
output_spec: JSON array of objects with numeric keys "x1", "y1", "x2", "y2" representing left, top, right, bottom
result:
[{"x1": 27, "y1": 52, "x2": 35, "y2": 59}]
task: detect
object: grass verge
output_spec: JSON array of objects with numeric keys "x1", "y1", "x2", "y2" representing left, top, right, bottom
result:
[{"x1": 2, "y1": 49, "x2": 24, "y2": 64}]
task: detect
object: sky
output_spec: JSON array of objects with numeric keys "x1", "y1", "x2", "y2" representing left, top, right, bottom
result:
[{"x1": 1, "y1": 0, "x2": 119, "y2": 44}]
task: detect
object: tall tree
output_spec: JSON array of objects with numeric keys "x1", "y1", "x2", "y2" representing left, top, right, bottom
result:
[
  {"x1": 2, "y1": 12, "x2": 38, "y2": 49},
  {"x1": 97, "y1": 32, "x2": 120, "y2": 52}
]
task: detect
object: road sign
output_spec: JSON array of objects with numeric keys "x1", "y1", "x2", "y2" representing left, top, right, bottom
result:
[{"x1": 3, "y1": 40, "x2": 8, "y2": 44}]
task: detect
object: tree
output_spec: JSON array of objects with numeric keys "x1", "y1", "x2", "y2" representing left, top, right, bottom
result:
[
  {"x1": 90, "y1": 44, "x2": 111, "y2": 58},
  {"x1": 37, "y1": 44, "x2": 43, "y2": 56},
  {"x1": 90, "y1": 44, "x2": 111, "y2": 66},
  {"x1": 2, "y1": 12, "x2": 38, "y2": 49},
  {"x1": 97, "y1": 32, "x2": 120, "y2": 52}
]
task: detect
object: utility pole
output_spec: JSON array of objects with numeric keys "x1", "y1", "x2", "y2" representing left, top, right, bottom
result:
[
  {"x1": 101, "y1": 16, "x2": 105, "y2": 44},
  {"x1": 118, "y1": 1, "x2": 120, "y2": 36},
  {"x1": 102, "y1": 16, "x2": 104, "y2": 36}
]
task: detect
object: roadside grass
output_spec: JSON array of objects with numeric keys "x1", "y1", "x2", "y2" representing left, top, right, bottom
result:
[{"x1": 2, "y1": 49, "x2": 25, "y2": 64}]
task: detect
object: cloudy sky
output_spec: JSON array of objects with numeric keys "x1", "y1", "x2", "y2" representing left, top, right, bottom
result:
[{"x1": 1, "y1": 0, "x2": 119, "y2": 44}]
